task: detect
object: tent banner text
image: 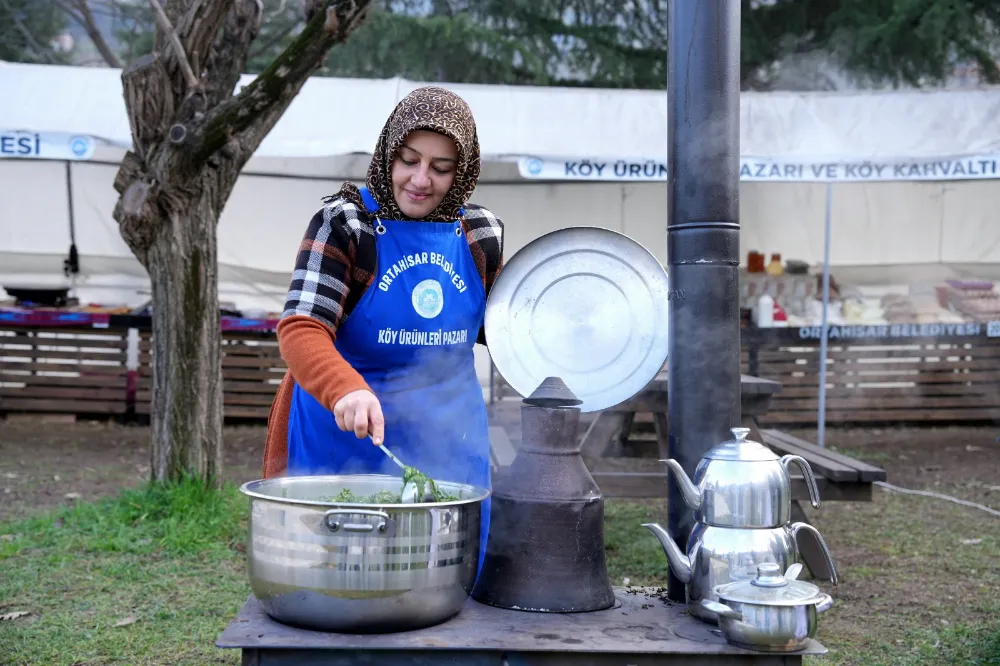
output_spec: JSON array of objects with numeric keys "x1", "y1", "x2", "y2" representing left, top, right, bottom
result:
[
  {"x1": 517, "y1": 154, "x2": 1000, "y2": 182},
  {"x1": 0, "y1": 131, "x2": 96, "y2": 161}
]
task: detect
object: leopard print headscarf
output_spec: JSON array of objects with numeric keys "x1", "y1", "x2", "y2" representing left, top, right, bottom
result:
[{"x1": 335, "y1": 86, "x2": 481, "y2": 222}]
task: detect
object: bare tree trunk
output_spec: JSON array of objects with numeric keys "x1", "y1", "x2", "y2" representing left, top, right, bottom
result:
[
  {"x1": 111, "y1": 0, "x2": 373, "y2": 484},
  {"x1": 145, "y1": 193, "x2": 223, "y2": 481}
]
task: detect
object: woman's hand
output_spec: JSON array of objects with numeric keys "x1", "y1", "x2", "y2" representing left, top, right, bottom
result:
[{"x1": 333, "y1": 390, "x2": 385, "y2": 445}]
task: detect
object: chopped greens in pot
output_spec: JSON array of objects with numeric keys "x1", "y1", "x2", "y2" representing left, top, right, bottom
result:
[
  {"x1": 325, "y1": 488, "x2": 402, "y2": 503},
  {"x1": 403, "y1": 465, "x2": 458, "y2": 503},
  {"x1": 317, "y1": 467, "x2": 459, "y2": 504}
]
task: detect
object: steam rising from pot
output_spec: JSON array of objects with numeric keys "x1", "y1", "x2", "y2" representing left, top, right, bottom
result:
[{"x1": 310, "y1": 344, "x2": 489, "y2": 490}]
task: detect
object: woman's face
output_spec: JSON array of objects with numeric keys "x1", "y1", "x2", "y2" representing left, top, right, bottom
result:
[{"x1": 391, "y1": 130, "x2": 458, "y2": 218}]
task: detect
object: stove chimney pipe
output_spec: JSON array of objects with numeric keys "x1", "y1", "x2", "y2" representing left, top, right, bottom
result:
[{"x1": 665, "y1": 0, "x2": 742, "y2": 603}]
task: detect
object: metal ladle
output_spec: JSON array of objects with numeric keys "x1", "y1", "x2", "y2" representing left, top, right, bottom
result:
[{"x1": 369, "y1": 436, "x2": 436, "y2": 503}]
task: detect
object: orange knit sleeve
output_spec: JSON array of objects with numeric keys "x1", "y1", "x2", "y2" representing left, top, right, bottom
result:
[{"x1": 277, "y1": 315, "x2": 372, "y2": 410}]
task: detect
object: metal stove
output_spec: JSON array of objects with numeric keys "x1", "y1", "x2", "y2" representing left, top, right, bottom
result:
[
  {"x1": 217, "y1": 375, "x2": 823, "y2": 664},
  {"x1": 217, "y1": 590, "x2": 825, "y2": 664}
]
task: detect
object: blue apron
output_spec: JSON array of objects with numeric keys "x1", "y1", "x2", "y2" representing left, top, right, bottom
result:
[{"x1": 287, "y1": 187, "x2": 492, "y2": 575}]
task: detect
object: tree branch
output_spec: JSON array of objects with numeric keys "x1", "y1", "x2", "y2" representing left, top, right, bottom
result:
[
  {"x1": 189, "y1": 0, "x2": 373, "y2": 163},
  {"x1": 122, "y1": 53, "x2": 175, "y2": 157},
  {"x1": 173, "y1": 0, "x2": 236, "y2": 81},
  {"x1": 112, "y1": 151, "x2": 158, "y2": 265},
  {"x1": 57, "y1": 0, "x2": 124, "y2": 68},
  {"x1": 148, "y1": 0, "x2": 199, "y2": 89},
  {"x1": 203, "y1": 0, "x2": 265, "y2": 105},
  {"x1": 248, "y1": 14, "x2": 299, "y2": 60}
]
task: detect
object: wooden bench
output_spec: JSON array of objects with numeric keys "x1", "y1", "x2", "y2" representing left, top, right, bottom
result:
[
  {"x1": 580, "y1": 373, "x2": 783, "y2": 460},
  {"x1": 487, "y1": 389, "x2": 888, "y2": 583},
  {"x1": 760, "y1": 428, "x2": 888, "y2": 491},
  {"x1": 755, "y1": 427, "x2": 888, "y2": 580},
  {"x1": 576, "y1": 416, "x2": 886, "y2": 504},
  {"x1": 489, "y1": 418, "x2": 886, "y2": 582}
]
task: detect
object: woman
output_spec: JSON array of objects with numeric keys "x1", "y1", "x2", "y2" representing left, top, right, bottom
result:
[{"x1": 261, "y1": 86, "x2": 504, "y2": 564}]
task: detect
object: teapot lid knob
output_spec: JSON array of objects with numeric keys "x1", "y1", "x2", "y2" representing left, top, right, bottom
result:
[
  {"x1": 730, "y1": 427, "x2": 751, "y2": 441},
  {"x1": 750, "y1": 562, "x2": 787, "y2": 588}
]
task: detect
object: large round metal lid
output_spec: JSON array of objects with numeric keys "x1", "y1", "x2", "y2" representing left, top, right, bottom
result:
[
  {"x1": 484, "y1": 227, "x2": 670, "y2": 413},
  {"x1": 705, "y1": 427, "x2": 781, "y2": 462},
  {"x1": 714, "y1": 563, "x2": 826, "y2": 606}
]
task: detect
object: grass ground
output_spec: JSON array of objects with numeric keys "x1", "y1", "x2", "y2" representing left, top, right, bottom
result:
[{"x1": 0, "y1": 421, "x2": 998, "y2": 665}]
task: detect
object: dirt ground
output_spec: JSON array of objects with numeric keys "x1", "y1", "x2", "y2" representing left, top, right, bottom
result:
[
  {"x1": 1, "y1": 417, "x2": 998, "y2": 664},
  {"x1": 783, "y1": 424, "x2": 999, "y2": 501},
  {"x1": 2, "y1": 416, "x2": 996, "y2": 521},
  {"x1": 0, "y1": 419, "x2": 266, "y2": 521}
]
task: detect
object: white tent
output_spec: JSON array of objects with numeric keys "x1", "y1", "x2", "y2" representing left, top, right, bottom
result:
[
  {"x1": 3, "y1": 61, "x2": 1000, "y2": 164},
  {"x1": 3, "y1": 60, "x2": 1000, "y2": 317}
]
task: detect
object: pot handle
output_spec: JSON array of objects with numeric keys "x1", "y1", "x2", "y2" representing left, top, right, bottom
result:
[
  {"x1": 790, "y1": 522, "x2": 839, "y2": 585},
  {"x1": 323, "y1": 509, "x2": 395, "y2": 536},
  {"x1": 700, "y1": 599, "x2": 743, "y2": 621},
  {"x1": 781, "y1": 455, "x2": 821, "y2": 509},
  {"x1": 814, "y1": 593, "x2": 834, "y2": 614}
]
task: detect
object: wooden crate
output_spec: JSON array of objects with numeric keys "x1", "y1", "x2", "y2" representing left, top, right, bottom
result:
[
  {"x1": 754, "y1": 338, "x2": 1000, "y2": 425},
  {"x1": 0, "y1": 326, "x2": 130, "y2": 416},
  {"x1": 135, "y1": 331, "x2": 285, "y2": 420}
]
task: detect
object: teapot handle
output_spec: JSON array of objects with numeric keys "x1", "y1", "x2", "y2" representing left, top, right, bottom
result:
[
  {"x1": 790, "y1": 522, "x2": 839, "y2": 586},
  {"x1": 782, "y1": 455, "x2": 821, "y2": 509}
]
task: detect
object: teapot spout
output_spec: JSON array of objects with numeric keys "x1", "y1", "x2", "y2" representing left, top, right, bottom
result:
[
  {"x1": 641, "y1": 522, "x2": 692, "y2": 584},
  {"x1": 661, "y1": 459, "x2": 702, "y2": 511}
]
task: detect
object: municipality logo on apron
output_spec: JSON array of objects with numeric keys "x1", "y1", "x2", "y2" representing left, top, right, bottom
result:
[{"x1": 412, "y1": 279, "x2": 444, "y2": 319}]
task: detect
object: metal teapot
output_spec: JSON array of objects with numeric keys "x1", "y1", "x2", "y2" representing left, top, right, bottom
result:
[
  {"x1": 641, "y1": 520, "x2": 839, "y2": 623},
  {"x1": 660, "y1": 427, "x2": 821, "y2": 529}
]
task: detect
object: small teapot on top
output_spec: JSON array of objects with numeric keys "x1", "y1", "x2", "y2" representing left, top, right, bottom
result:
[{"x1": 661, "y1": 427, "x2": 820, "y2": 529}]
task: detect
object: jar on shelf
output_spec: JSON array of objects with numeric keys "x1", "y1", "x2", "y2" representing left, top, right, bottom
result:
[{"x1": 766, "y1": 253, "x2": 784, "y2": 276}]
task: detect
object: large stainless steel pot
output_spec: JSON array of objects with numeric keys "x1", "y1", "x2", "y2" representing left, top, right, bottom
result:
[
  {"x1": 239, "y1": 474, "x2": 490, "y2": 633},
  {"x1": 701, "y1": 563, "x2": 834, "y2": 653}
]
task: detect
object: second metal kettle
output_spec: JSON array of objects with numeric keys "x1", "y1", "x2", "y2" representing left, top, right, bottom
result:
[{"x1": 641, "y1": 520, "x2": 839, "y2": 623}]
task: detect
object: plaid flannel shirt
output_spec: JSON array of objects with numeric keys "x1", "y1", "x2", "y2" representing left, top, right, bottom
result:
[{"x1": 282, "y1": 196, "x2": 505, "y2": 343}]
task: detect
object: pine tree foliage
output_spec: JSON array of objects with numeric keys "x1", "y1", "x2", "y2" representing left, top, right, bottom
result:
[
  {"x1": 7, "y1": 0, "x2": 997, "y2": 89},
  {"x1": 0, "y1": 0, "x2": 68, "y2": 64}
]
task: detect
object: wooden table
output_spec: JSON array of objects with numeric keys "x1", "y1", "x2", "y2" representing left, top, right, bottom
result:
[
  {"x1": 580, "y1": 373, "x2": 782, "y2": 459},
  {"x1": 572, "y1": 374, "x2": 805, "y2": 500},
  {"x1": 217, "y1": 590, "x2": 824, "y2": 665},
  {"x1": 487, "y1": 369, "x2": 887, "y2": 581}
]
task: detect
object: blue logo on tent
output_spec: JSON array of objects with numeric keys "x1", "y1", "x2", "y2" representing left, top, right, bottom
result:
[
  {"x1": 526, "y1": 159, "x2": 543, "y2": 175},
  {"x1": 70, "y1": 136, "x2": 90, "y2": 157}
]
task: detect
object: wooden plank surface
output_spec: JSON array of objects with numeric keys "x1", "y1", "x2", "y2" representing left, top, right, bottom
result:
[
  {"x1": 764, "y1": 408, "x2": 1000, "y2": 425},
  {"x1": 752, "y1": 335, "x2": 1000, "y2": 426},
  {"x1": 6, "y1": 321, "x2": 999, "y2": 427},
  {"x1": 580, "y1": 412, "x2": 629, "y2": 458},
  {"x1": 760, "y1": 429, "x2": 888, "y2": 483},
  {"x1": 133, "y1": 331, "x2": 284, "y2": 419},
  {"x1": 642, "y1": 373, "x2": 782, "y2": 396},
  {"x1": 0, "y1": 326, "x2": 129, "y2": 416},
  {"x1": 590, "y1": 471, "x2": 872, "y2": 502},
  {"x1": 486, "y1": 405, "x2": 877, "y2": 503}
]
